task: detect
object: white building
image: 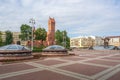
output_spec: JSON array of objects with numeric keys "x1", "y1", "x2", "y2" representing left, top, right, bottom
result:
[
  {"x1": 106, "y1": 36, "x2": 120, "y2": 46},
  {"x1": 95, "y1": 36, "x2": 104, "y2": 46},
  {"x1": 1, "y1": 31, "x2": 21, "y2": 44},
  {"x1": 70, "y1": 36, "x2": 103, "y2": 48},
  {"x1": 70, "y1": 36, "x2": 95, "y2": 48}
]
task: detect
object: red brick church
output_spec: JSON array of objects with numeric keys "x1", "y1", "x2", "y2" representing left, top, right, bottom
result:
[{"x1": 30, "y1": 17, "x2": 56, "y2": 47}]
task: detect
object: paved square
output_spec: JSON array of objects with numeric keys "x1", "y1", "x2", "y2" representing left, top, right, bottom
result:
[
  {"x1": 59, "y1": 63, "x2": 107, "y2": 76},
  {"x1": 86, "y1": 59, "x2": 120, "y2": 66},
  {"x1": 112, "y1": 55, "x2": 120, "y2": 57},
  {"x1": 0, "y1": 63, "x2": 35, "y2": 74},
  {"x1": 1, "y1": 70, "x2": 80, "y2": 80},
  {"x1": 102, "y1": 57, "x2": 120, "y2": 60},
  {"x1": 107, "y1": 71, "x2": 120, "y2": 80},
  {"x1": 93, "y1": 54, "x2": 111, "y2": 56},
  {"x1": 61, "y1": 57, "x2": 86, "y2": 61},
  {"x1": 0, "y1": 50, "x2": 120, "y2": 80},
  {"x1": 78, "y1": 55, "x2": 97, "y2": 58},
  {"x1": 35, "y1": 59, "x2": 66, "y2": 66}
]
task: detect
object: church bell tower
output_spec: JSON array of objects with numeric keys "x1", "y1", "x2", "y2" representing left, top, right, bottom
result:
[{"x1": 46, "y1": 17, "x2": 55, "y2": 46}]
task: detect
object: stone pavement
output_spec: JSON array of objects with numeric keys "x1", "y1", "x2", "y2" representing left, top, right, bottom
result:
[{"x1": 0, "y1": 50, "x2": 120, "y2": 80}]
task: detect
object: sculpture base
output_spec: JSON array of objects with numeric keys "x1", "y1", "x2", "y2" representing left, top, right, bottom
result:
[{"x1": 0, "y1": 56, "x2": 33, "y2": 61}]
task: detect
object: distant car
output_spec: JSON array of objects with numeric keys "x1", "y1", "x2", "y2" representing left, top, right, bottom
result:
[{"x1": 43, "y1": 45, "x2": 67, "y2": 52}]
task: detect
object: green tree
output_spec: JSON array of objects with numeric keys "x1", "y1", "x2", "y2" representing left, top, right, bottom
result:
[
  {"x1": 55, "y1": 30, "x2": 63, "y2": 45},
  {"x1": 5, "y1": 30, "x2": 13, "y2": 45},
  {"x1": 62, "y1": 30, "x2": 70, "y2": 48},
  {"x1": 55, "y1": 30, "x2": 70, "y2": 48},
  {"x1": 19, "y1": 24, "x2": 32, "y2": 41},
  {"x1": 34, "y1": 27, "x2": 47, "y2": 41},
  {"x1": 0, "y1": 31, "x2": 3, "y2": 46}
]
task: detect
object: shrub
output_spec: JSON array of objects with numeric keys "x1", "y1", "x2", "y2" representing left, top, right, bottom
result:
[{"x1": 32, "y1": 45, "x2": 45, "y2": 52}]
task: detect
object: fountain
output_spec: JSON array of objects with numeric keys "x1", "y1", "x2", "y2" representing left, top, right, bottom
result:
[
  {"x1": 0, "y1": 44, "x2": 33, "y2": 61},
  {"x1": 41, "y1": 45, "x2": 68, "y2": 57}
]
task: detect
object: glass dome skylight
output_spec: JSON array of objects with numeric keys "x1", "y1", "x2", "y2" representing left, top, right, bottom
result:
[{"x1": 0, "y1": 44, "x2": 30, "y2": 51}]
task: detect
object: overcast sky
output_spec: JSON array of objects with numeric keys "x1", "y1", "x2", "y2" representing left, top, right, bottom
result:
[{"x1": 0, "y1": 0, "x2": 120, "y2": 37}]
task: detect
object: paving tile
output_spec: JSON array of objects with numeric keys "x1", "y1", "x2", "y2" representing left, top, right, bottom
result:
[
  {"x1": 35, "y1": 60, "x2": 66, "y2": 66},
  {"x1": 78, "y1": 55, "x2": 97, "y2": 58},
  {"x1": 111, "y1": 55, "x2": 120, "y2": 57},
  {"x1": 102, "y1": 57, "x2": 120, "y2": 60},
  {"x1": 107, "y1": 71, "x2": 120, "y2": 80},
  {"x1": 0, "y1": 63, "x2": 35, "y2": 74},
  {"x1": 1, "y1": 70, "x2": 80, "y2": 80},
  {"x1": 86, "y1": 59, "x2": 120, "y2": 66},
  {"x1": 93, "y1": 54, "x2": 111, "y2": 56},
  {"x1": 61, "y1": 57, "x2": 86, "y2": 61},
  {"x1": 59, "y1": 63, "x2": 107, "y2": 76}
]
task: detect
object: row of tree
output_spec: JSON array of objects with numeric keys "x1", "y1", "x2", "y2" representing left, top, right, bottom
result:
[
  {"x1": 19, "y1": 24, "x2": 47, "y2": 41},
  {"x1": 0, "y1": 31, "x2": 13, "y2": 46},
  {"x1": 19, "y1": 24, "x2": 70, "y2": 48},
  {"x1": 0, "y1": 24, "x2": 70, "y2": 48}
]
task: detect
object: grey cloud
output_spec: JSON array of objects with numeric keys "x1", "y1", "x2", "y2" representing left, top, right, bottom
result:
[{"x1": 0, "y1": 0, "x2": 120, "y2": 37}]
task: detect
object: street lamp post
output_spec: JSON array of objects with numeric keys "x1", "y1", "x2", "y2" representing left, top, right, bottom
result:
[
  {"x1": 29, "y1": 18, "x2": 35, "y2": 51},
  {"x1": 63, "y1": 31, "x2": 66, "y2": 48}
]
